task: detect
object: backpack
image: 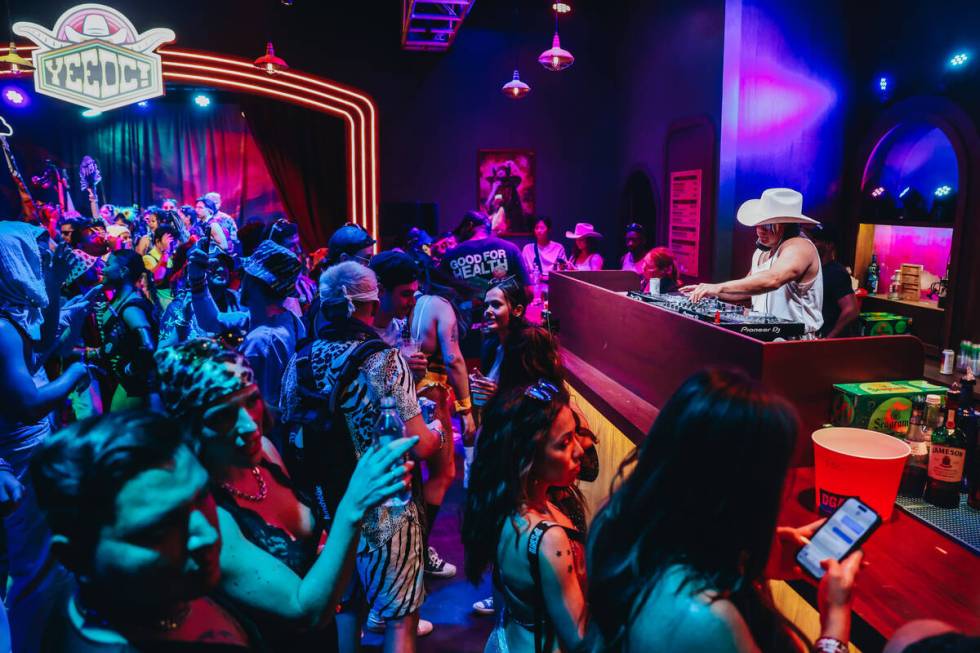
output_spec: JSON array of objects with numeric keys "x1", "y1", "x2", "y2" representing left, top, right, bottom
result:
[{"x1": 283, "y1": 337, "x2": 389, "y2": 522}]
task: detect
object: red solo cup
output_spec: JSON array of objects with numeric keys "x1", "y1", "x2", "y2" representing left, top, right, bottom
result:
[{"x1": 812, "y1": 427, "x2": 911, "y2": 520}]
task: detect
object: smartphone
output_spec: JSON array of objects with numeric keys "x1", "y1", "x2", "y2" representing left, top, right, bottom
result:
[{"x1": 796, "y1": 497, "x2": 881, "y2": 579}]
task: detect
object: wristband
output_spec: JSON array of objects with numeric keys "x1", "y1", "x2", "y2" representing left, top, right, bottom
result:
[
  {"x1": 0, "y1": 457, "x2": 12, "y2": 474},
  {"x1": 813, "y1": 637, "x2": 848, "y2": 653},
  {"x1": 428, "y1": 422, "x2": 447, "y2": 448},
  {"x1": 454, "y1": 396, "x2": 473, "y2": 414}
]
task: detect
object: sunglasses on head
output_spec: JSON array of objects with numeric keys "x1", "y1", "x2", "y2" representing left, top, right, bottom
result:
[
  {"x1": 489, "y1": 274, "x2": 519, "y2": 289},
  {"x1": 524, "y1": 379, "x2": 561, "y2": 402}
]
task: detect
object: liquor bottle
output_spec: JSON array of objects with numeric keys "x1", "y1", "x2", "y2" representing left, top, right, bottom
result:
[
  {"x1": 865, "y1": 253, "x2": 880, "y2": 294},
  {"x1": 936, "y1": 261, "x2": 950, "y2": 309},
  {"x1": 888, "y1": 270, "x2": 902, "y2": 300},
  {"x1": 899, "y1": 393, "x2": 940, "y2": 497},
  {"x1": 958, "y1": 340, "x2": 972, "y2": 372},
  {"x1": 373, "y1": 395, "x2": 410, "y2": 507},
  {"x1": 924, "y1": 398, "x2": 967, "y2": 509},
  {"x1": 956, "y1": 370, "x2": 979, "y2": 507}
]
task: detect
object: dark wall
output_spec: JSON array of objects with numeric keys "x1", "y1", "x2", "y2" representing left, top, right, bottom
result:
[{"x1": 612, "y1": 0, "x2": 726, "y2": 270}]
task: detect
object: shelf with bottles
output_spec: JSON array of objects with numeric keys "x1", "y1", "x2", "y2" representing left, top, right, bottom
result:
[
  {"x1": 866, "y1": 293, "x2": 943, "y2": 312},
  {"x1": 853, "y1": 223, "x2": 952, "y2": 306}
]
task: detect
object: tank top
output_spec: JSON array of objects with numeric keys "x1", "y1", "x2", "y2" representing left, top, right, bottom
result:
[
  {"x1": 750, "y1": 238, "x2": 824, "y2": 337},
  {"x1": 212, "y1": 460, "x2": 337, "y2": 653}
]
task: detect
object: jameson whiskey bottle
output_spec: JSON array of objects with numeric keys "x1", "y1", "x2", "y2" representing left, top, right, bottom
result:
[{"x1": 924, "y1": 403, "x2": 967, "y2": 508}]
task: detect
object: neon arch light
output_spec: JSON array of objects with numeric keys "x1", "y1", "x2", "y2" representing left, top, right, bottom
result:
[{"x1": 6, "y1": 45, "x2": 380, "y2": 244}]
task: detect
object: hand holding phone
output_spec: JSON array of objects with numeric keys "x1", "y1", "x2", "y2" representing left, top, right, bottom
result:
[{"x1": 796, "y1": 497, "x2": 880, "y2": 580}]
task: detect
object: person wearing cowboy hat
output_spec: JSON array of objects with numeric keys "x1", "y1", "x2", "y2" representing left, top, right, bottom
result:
[
  {"x1": 563, "y1": 222, "x2": 604, "y2": 270},
  {"x1": 681, "y1": 188, "x2": 824, "y2": 337}
]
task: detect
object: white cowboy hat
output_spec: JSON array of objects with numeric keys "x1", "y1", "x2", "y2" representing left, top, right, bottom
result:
[
  {"x1": 565, "y1": 222, "x2": 603, "y2": 239},
  {"x1": 736, "y1": 188, "x2": 820, "y2": 227}
]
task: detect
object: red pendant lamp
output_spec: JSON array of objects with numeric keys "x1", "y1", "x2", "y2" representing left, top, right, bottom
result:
[
  {"x1": 253, "y1": 42, "x2": 288, "y2": 75},
  {"x1": 538, "y1": 12, "x2": 574, "y2": 72}
]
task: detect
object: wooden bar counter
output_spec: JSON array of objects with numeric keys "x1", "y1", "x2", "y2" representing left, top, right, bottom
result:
[{"x1": 548, "y1": 271, "x2": 980, "y2": 646}]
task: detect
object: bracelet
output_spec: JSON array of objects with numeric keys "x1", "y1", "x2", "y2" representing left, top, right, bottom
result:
[
  {"x1": 813, "y1": 637, "x2": 848, "y2": 653},
  {"x1": 454, "y1": 396, "x2": 473, "y2": 413},
  {"x1": 0, "y1": 457, "x2": 12, "y2": 474},
  {"x1": 429, "y1": 422, "x2": 447, "y2": 448}
]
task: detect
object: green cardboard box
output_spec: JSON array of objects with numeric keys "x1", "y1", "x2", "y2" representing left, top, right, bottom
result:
[
  {"x1": 857, "y1": 312, "x2": 913, "y2": 336},
  {"x1": 830, "y1": 380, "x2": 948, "y2": 437}
]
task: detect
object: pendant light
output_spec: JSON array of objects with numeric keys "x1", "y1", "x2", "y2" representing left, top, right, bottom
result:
[
  {"x1": 500, "y1": 0, "x2": 530, "y2": 100},
  {"x1": 0, "y1": 1, "x2": 32, "y2": 75},
  {"x1": 0, "y1": 41, "x2": 32, "y2": 75},
  {"x1": 253, "y1": 42, "x2": 288, "y2": 75},
  {"x1": 501, "y1": 69, "x2": 531, "y2": 99},
  {"x1": 538, "y1": 15, "x2": 574, "y2": 72}
]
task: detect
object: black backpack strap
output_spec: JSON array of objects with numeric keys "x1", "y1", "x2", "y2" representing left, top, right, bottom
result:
[
  {"x1": 527, "y1": 520, "x2": 560, "y2": 653},
  {"x1": 294, "y1": 338, "x2": 389, "y2": 521}
]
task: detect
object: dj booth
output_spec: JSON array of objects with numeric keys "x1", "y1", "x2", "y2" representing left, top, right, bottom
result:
[
  {"x1": 548, "y1": 270, "x2": 925, "y2": 465},
  {"x1": 549, "y1": 271, "x2": 980, "y2": 643}
]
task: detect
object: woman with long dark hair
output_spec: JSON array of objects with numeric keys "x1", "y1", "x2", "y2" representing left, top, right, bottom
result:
[
  {"x1": 584, "y1": 369, "x2": 863, "y2": 653},
  {"x1": 473, "y1": 277, "x2": 564, "y2": 406},
  {"x1": 463, "y1": 382, "x2": 588, "y2": 653},
  {"x1": 94, "y1": 249, "x2": 160, "y2": 410}
]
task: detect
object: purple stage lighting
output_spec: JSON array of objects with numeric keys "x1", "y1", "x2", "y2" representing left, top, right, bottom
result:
[{"x1": 2, "y1": 86, "x2": 28, "y2": 108}]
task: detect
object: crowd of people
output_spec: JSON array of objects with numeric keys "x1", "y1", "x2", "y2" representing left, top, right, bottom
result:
[{"x1": 0, "y1": 197, "x2": 972, "y2": 653}]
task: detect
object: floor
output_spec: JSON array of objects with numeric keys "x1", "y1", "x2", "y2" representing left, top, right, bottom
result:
[{"x1": 361, "y1": 444, "x2": 495, "y2": 653}]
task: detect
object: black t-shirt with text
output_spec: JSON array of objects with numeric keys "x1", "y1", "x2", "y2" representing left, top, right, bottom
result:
[{"x1": 438, "y1": 236, "x2": 529, "y2": 329}]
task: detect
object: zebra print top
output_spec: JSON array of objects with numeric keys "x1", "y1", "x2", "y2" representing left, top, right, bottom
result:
[{"x1": 281, "y1": 339, "x2": 421, "y2": 550}]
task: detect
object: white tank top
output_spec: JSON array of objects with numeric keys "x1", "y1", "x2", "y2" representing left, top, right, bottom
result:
[{"x1": 750, "y1": 237, "x2": 824, "y2": 336}]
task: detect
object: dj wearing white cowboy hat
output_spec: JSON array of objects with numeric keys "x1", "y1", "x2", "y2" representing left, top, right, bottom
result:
[{"x1": 681, "y1": 188, "x2": 825, "y2": 337}]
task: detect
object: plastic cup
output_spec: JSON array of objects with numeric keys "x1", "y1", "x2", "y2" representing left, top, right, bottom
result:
[{"x1": 812, "y1": 427, "x2": 911, "y2": 520}]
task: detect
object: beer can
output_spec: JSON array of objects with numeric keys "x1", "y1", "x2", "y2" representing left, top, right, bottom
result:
[{"x1": 940, "y1": 349, "x2": 955, "y2": 375}]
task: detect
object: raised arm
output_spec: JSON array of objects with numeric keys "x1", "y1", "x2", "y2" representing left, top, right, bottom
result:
[
  {"x1": 0, "y1": 321, "x2": 87, "y2": 423},
  {"x1": 186, "y1": 246, "x2": 246, "y2": 335},
  {"x1": 217, "y1": 437, "x2": 417, "y2": 627}
]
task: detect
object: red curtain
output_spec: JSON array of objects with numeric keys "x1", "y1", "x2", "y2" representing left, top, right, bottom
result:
[
  {"x1": 241, "y1": 98, "x2": 348, "y2": 250},
  {"x1": 45, "y1": 103, "x2": 286, "y2": 222}
]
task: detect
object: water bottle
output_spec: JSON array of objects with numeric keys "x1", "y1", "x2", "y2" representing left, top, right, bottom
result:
[
  {"x1": 373, "y1": 395, "x2": 411, "y2": 507},
  {"x1": 530, "y1": 268, "x2": 542, "y2": 306},
  {"x1": 418, "y1": 396, "x2": 438, "y2": 424}
]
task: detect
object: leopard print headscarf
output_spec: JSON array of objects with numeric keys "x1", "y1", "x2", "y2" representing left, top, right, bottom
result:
[{"x1": 155, "y1": 338, "x2": 255, "y2": 417}]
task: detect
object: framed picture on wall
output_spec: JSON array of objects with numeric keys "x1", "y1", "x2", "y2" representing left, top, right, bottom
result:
[{"x1": 477, "y1": 149, "x2": 535, "y2": 234}]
